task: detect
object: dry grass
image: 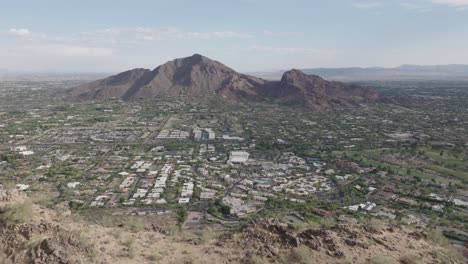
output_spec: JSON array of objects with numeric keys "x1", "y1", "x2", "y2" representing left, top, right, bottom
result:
[
  {"x1": 199, "y1": 228, "x2": 219, "y2": 244},
  {"x1": 367, "y1": 254, "x2": 395, "y2": 264},
  {"x1": 68, "y1": 228, "x2": 98, "y2": 259},
  {"x1": 23, "y1": 235, "x2": 46, "y2": 250},
  {"x1": 431, "y1": 248, "x2": 465, "y2": 263},
  {"x1": 281, "y1": 245, "x2": 313, "y2": 264},
  {"x1": 291, "y1": 220, "x2": 320, "y2": 232},
  {"x1": 399, "y1": 254, "x2": 422, "y2": 264},
  {"x1": 0, "y1": 200, "x2": 33, "y2": 224},
  {"x1": 365, "y1": 218, "x2": 385, "y2": 233},
  {"x1": 320, "y1": 217, "x2": 337, "y2": 228},
  {"x1": 426, "y1": 229, "x2": 448, "y2": 246},
  {"x1": 241, "y1": 254, "x2": 269, "y2": 264}
]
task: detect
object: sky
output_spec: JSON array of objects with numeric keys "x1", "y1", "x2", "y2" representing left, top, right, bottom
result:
[{"x1": 1, "y1": 0, "x2": 468, "y2": 73}]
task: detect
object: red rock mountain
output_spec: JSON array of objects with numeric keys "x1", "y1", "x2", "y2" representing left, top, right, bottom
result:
[
  {"x1": 258, "y1": 69, "x2": 379, "y2": 110},
  {"x1": 70, "y1": 54, "x2": 379, "y2": 109}
]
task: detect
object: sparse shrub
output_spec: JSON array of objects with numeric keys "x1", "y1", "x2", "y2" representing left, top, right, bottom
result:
[
  {"x1": 125, "y1": 217, "x2": 146, "y2": 232},
  {"x1": 23, "y1": 236, "x2": 45, "y2": 250},
  {"x1": 146, "y1": 254, "x2": 159, "y2": 262},
  {"x1": 0, "y1": 201, "x2": 33, "y2": 224},
  {"x1": 292, "y1": 220, "x2": 320, "y2": 232},
  {"x1": 68, "y1": 229, "x2": 98, "y2": 259},
  {"x1": 122, "y1": 237, "x2": 134, "y2": 248},
  {"x1": 176, "y1": 207, "x2": 188, "y2": 226},
  {"x1": 366, "y1": 218, "x2": 384, "y2": 233},
  {"x1": 231, "y1": 233, "x2": 244, "y2": 244},
  {"x1": 118, "y1": 237, "x2": 136, "y2": 259},
  {"x1": 368, "y1": 254, "x2": 394, "y2": 264},
  {"x1": 282, "y1": 245, "x2": 312, "y2": 264},
  {"x1": 426, "y1": 229, "x2": 448, "y2": 246},
  {"x1": 199, "y1": 228, "x2": 218, "y2": 244},
  {"x1": 399, "y1": 254, "x2": 421, "y2": 264},
  {"x1": 431, "y1": 248, "x2": 465, "y2": 263},
  {"x1": 109, "y1": 229, "x2": 122, "y2": 239},
  {"x1": 320, "y1": 217, "x2": 337, "y2": 228},
  {"x1": 164, "y1": 225, "x2": 182, "y2": 236},
  {"x1": 242, "y1": 254, "x2": 269, "y2": 264}
]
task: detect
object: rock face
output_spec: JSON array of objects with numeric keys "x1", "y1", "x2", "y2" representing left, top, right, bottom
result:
[
  {"x1": 71, "y1": 54, "x2": 266, "y2": 101},
  {"x1": 236, "y1": 218, "x2": 455, "y2": 263},
  {"x1": 71, "y1": 54, "x2": 379, "y2": 110},
  {"x1": 0, "y1": 191, "x2": 462, "y2": 264},
  {"x1": 258, "y1": 69, "x2": 379, "y2": 110},
  {"x1": 0, "y1": 189, "x2": 98, "y2": 264}
]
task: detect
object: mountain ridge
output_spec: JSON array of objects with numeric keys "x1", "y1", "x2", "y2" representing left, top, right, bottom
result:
[
  {"x1": 69, "y1": 54, "x2": 379, "y2": 110},
  {"x1": 251, "y1": 64, "x2": 468, "y2": 81}
]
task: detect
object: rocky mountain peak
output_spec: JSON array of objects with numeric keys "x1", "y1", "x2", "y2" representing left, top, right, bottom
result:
[{"x1": 69, "y1": 55, "x2": 380, "y2": 110}]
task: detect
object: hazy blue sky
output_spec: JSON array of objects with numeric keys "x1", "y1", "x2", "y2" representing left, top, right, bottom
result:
[{"x1": 1, "y1": 0, "x2": 467, "y2": 73}]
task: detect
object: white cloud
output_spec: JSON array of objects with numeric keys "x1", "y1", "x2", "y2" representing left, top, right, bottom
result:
[
  {"x1": 187, "y1": 31, "x2": 253, "y2": 39},
  {"x1": 26, "y1": 44, "x2": 113, "y2": 57},
  {"x1": 248, "y1": 46, "x2": 324, "y2": 55},
  {"x1": 8, "y1": 28, "x2": 32, "y2": 38},
  {"x1": 430, "y1": 0, "x2": 468, "y2": 6},
  {"x1": 352, "y1": 2, "x2": 382, "y2": 9},
  {"x1": 400, "y1": 2, "x2": 433, "y2": 12},
  {"x1": 78, "y1": 27, "x2": 253, "y2": 45}
]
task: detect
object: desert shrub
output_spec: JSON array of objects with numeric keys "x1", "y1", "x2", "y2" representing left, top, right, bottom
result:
[
  {"x1": 0, "y1": 201, "x2": 33, "y2": 224},
  {"x1": 23, "y1": 236, "x2": 45, "y2": 250},
  {"x1": 146, "y1": 254, "x2": 159, "y2": 262},
  {"x1": 123, "y1": 237, "x2": 135, "y2": 258},
  {"x1": 68, "y1": 229, "x2": 98, "y2": 259},
  {"x1": 176, "y1": 207, "x2": 188, "y2": 226},
  {"x1": 164, "y1": 225, "x2": 182, "y2": 236},
  {"x1": 320, "y1": 217, "x2": 337, "y2": 228},
  {"x1": 367, "y1": 254, "x2": 394, "y2": 264},
  {"x1": 231, "y1": 233, "x2": 244, "y2": 244},
  {"x1": 199, "y1": 228, "x2": 218, "y2": 244},
  {"x1": 282, "y1": 245, "x2": 312, "y2": 264},
  {"x1": 292, "y1": 220, "x2": 320, "y2": 232},
  {"x1": 426, "y1": 229, "x2": 448, "y2": 246},
  {"x1": 399, "y1": 254, "x2": 421, "y2": 264},
  {"x1": 124, "y1": 217, "x2": 146, "y2": 232},
  {"x1": 241, "y1": 254, "x2": 269, "y2": 264},
  {"x1": 366, "y1": 218, "x2": 385, "y2": 233},
  {"x1": 431, "y1": 248, "x2": 464, "y2": 263}
]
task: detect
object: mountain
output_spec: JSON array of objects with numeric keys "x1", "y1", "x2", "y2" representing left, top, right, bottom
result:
[
  {"x1": 70, "y1": 54, "x2": 378, "y2": 110},
  {"x1": 303, "y1": 64, "x2": 468, "y2": 81},
  {"x1": 257, "y1": 69, "x2": 378, "y2": 110},
  {"x1": 252, "y1": 64, "x2": 468, "y2": 81},
  {"x1": 71, "y1": 54, "x2": 265, "y2": 101}
]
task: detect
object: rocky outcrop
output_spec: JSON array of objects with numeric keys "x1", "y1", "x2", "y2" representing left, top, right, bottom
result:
[
  {"x1": 241, "y1": 219, "x2": 344, "y2": 257},
  {"x1": 257, "y1": 69, "x2": 379, "y2": 110},
  {"x1": 0, "y1": 191, "x2": 463, "y2": 264},
  {"x1": 235, "y1": 218, "x2": 456, "y2": 263},
  {"x1": 0, "y1": 189, "x2": 98, "y2": 264}
]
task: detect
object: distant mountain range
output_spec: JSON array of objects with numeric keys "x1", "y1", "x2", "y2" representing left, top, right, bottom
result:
[
  {"x1": 251, "y1": 64, "x2": 468, "y2": 81},
  {"x1": 0, "y1": 72, "x2": 108, "y2": 81},
  {"x1": 69, "y1": 54, "x2": 378, "y2": 110}
]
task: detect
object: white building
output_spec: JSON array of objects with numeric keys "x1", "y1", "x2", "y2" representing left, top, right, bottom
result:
[
  {"x1": 229, "y1": 151, "x2": 250, "y2": 164},
  {"x1": 193, "y1": 129, "x2": 203, "y2": 141},
  {"x1": 205, "y1": 128, "x2": 215, "y2": 140}
]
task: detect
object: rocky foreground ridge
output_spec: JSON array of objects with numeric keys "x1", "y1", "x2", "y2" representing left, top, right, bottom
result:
[{"x1": 0, "y1": 189, "x2": 463, "y2": 264}]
